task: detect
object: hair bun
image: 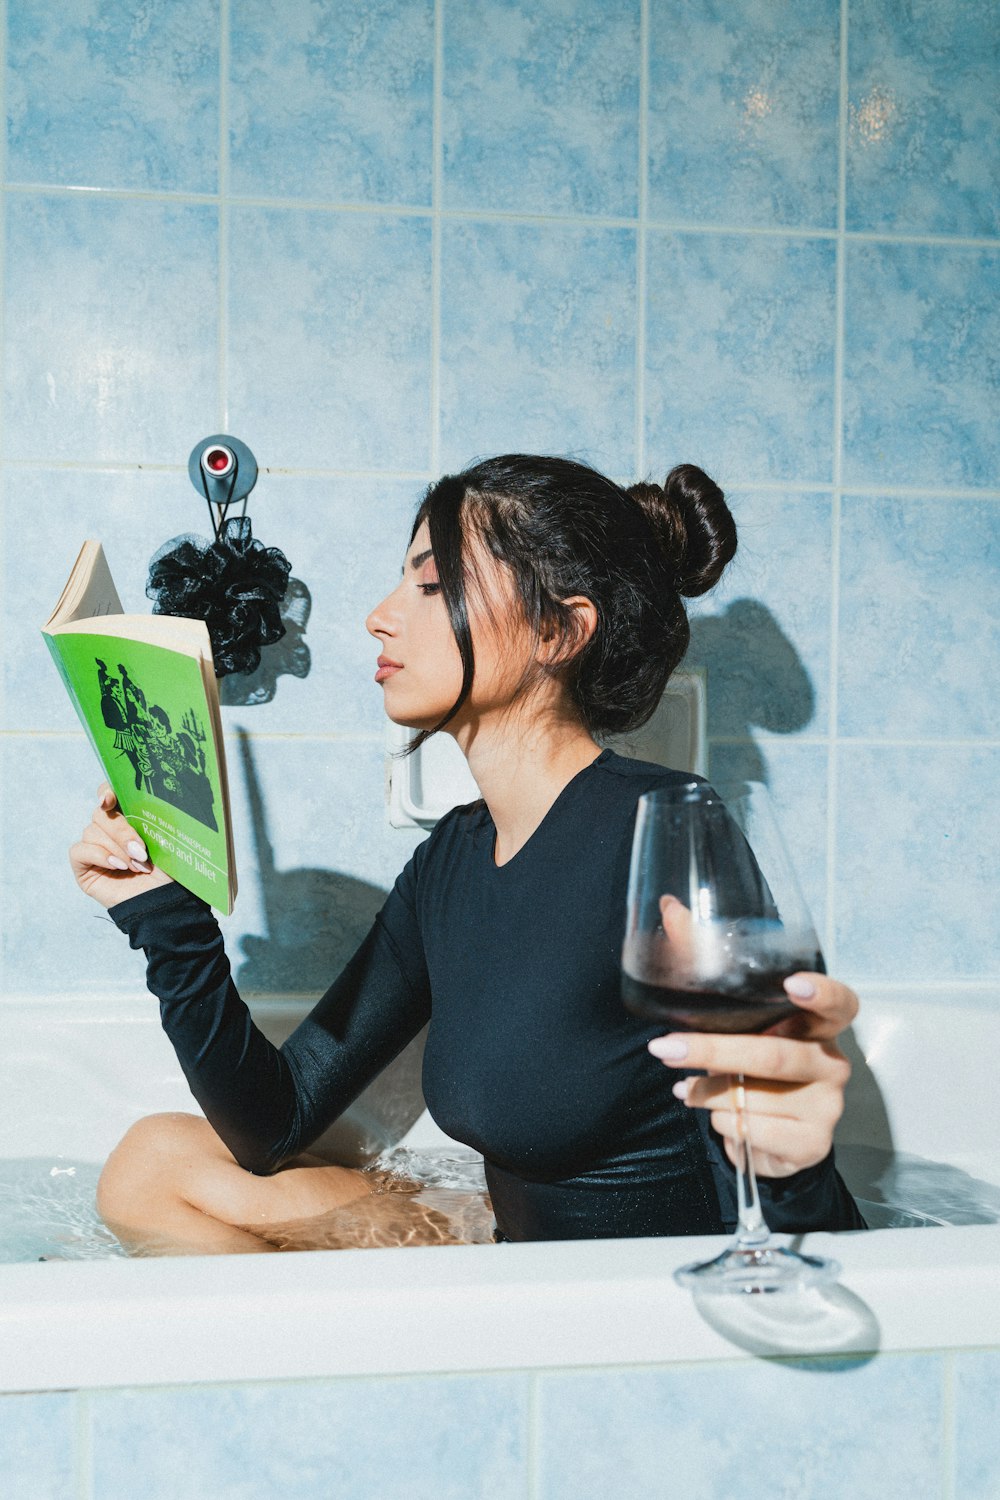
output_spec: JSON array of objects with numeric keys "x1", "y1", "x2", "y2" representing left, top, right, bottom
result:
[{"x1": 627, "y1": 464, "x2": 737, "y2": 597}]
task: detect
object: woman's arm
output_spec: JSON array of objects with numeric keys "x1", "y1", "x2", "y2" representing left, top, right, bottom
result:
[{"x1": 72, "y1": 785, "x2": 432, "y2": 1174}]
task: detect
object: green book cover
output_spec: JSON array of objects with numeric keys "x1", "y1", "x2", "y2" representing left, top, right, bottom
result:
[{"x1": 45, "y1": 629, "x2": 233, "y2": 913}]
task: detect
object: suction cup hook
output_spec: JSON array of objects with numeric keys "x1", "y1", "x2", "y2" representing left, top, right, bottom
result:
[{"x1": 188, "y1": 434, "x2": 259, "y2": 540}]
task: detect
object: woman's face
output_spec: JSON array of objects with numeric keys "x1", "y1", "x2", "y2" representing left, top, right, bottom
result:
[{"x1": 365, "y1": 519, "x2": 532, "y2": 735}]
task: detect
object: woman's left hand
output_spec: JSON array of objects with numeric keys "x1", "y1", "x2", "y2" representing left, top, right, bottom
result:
[{"x1": 647, "y1": 973, "x2": 857, "y2": 1179}]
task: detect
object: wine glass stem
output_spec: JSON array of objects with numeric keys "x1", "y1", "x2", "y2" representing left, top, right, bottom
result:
[{"x1": 732, "y1": 1072, "x2": 769, "y2": 1247}]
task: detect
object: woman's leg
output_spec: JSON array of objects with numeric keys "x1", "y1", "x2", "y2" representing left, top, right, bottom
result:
[{"x1": 97, "y1": 1112, "x2": 372, "y2": 1256}]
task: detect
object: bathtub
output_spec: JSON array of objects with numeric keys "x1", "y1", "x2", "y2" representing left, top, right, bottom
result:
[{"x1": 1, "y1": 984, "x2": 999, "y2": 1396}]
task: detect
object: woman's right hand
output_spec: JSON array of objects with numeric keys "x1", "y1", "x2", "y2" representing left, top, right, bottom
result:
[{"x1": 70, "y1": 784, "x2": 174, "y2": 910}]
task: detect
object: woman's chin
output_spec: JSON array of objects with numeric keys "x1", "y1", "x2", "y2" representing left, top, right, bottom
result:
[{"x1": 382, "y1": 704, "x2": 444, "y2": 731}]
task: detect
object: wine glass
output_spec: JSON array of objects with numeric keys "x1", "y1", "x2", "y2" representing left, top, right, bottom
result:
[{"x1": 621, "y1": 780, "x2": 840, "y2": 1294}]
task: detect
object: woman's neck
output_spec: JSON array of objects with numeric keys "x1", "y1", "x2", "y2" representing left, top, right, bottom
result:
[{"x1": 450, "y1": 714, "x2": 602, "y2": 866}]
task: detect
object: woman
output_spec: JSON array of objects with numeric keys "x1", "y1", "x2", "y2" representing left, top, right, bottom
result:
[{"x1": 71, "y1": 455, "x2": 862, "y2": 1254}]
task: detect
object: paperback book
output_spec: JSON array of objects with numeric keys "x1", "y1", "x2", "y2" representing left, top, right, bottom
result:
[{"x1": 42, "y1": 542, "x2": 236, "y2": 913}]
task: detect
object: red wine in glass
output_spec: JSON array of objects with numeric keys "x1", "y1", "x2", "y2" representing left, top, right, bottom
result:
[{"x1": 622, "y1": 782, "x2": 839, "y2": 1293}]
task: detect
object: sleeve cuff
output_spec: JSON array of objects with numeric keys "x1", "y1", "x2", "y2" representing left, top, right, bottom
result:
[{"x1": 109, "y1": 883, "x2": 211, "y2": 931}]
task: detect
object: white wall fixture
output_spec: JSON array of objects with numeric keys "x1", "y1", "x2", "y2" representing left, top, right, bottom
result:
[{"x1": 386, "y1": 670, "x2": 707, "y2": 828}]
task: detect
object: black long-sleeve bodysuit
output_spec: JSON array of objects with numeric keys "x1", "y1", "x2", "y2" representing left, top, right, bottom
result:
[{"x1": 111, "y1": 750, "x2": 864, "y2": 1241}]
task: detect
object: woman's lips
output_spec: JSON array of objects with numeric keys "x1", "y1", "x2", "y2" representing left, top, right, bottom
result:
[{"x1": 375, "y1": 657, "x2": 402, "y2": 683}]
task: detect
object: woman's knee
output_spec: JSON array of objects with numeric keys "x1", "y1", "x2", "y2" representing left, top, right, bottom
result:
[{"x1": 97, "y1": 1112, "x2": 225, "y2": 1221}]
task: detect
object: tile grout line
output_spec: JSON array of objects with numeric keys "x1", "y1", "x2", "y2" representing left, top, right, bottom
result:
[
  {"x1": 5, "y1": 456, "x2": 1000, "y2": 501},
  {"x1": 635, "y1": 0, "x2": 649, "y2": 482},
  {"x1": 430, "y1": 0, "x2": 443, "y2": 476},
  {"x1": 825, "y1": 0, "x2": 850, "y2": 969},
  {"x1": 218, "y1": 0, "x2": 231, "y2": 431},
  {"x1": 1, "y1": 177, "x2": 997, "y2": 250}
]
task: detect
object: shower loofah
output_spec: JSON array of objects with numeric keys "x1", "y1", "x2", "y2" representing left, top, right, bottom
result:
[{"x1": 146, "y1": 516, "x2": 292, "y2": 677}]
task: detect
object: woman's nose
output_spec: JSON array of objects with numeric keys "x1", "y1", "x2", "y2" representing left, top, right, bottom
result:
[{"x1": 366, "y1": 589, "x2": 396, "y2": 640}]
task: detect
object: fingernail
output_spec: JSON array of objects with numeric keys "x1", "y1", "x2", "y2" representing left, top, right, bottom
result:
[
  {"x1": 108, "y1": 856, "x2": 129, "y2": 871},
  {"x1": 785, "y1": 975, "x2": 817, "y2": 999},
  {"x1": 127, "y1": 841, "x2": 147, "y2": 862},
  {"x1": 648, "y1": 1036, "x2": 689, "y2": 1062},
  {"x1": 129, "y1": 860, "x2": 150, "y2": 873},
  {"x1": 671, "y1": 1078, "x2": 690, "y2": 1101}
]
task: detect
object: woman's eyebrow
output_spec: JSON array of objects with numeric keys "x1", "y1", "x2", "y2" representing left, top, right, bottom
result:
[{"x1": 402, "y1": 548, "x2": 434, "y2": 576}]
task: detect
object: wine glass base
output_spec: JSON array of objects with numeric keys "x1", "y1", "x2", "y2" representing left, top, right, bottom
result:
[{"x1": 674, "y1": 1242, "x2": 840, "y2": 1295}]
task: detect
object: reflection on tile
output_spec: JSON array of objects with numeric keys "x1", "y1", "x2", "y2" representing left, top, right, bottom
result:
[
  {"x1": 538, "y1": 1355, "x2": 942, "y2": 1499},
  {"x1": 648, "y1": 0, "x2": 839, "y2": 228},
  {"x1": 442, "y1": 0, "x2": 639, "y2": 217},
  {"x1": 3, "y1": 195, "x2": 218, "y2": 464},
  {"x1": 842, "y1": 242, "x2": 1000, "y2": 489},
  {"x1": 686, "y1": 490, "x2": 832, "y2": 739},
  {"x1": 847, "y1": 0, "x2": 1000, "y2": 236},
  {"x1": 0, "y1": 1392, "x2": 76, "y2": 1500},
  {"x1": 6, "y1": 0, "x2": 219, "y2": 192},
  {"x1": 439, "y1": 219, "x2": 635, "y2": 476},
  {"x1": 230, "y1": 0, "x2": 434, "y2": 205},
  {"x1": 838, "y1": 496, "x2": 1000, "y2": 738},
  {"x1": 4, "y1": 468, "x2": 195, "y2": 733},
  {"x1": 91, "y1": 1374, "x2": 529, "y2": 1500},
  {"x1": 955, "y1": 1350, "x2": 1000, "y2": 1500},
  {"x1": 228, "y1": 207, "x2": 433, "y2": 471},
  {"x1": 645, "y1": 233, "x2": 836, "y2": 486},
  {"x1": 836, "y1": 746, "x2": 1000, "y2": 979},
  {"x1": 708, "y1": 741, "x2": 829, "y2": 948}
]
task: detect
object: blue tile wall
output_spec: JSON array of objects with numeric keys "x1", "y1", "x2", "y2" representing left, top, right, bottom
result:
[
  {"x1": 847, "y1": 0, "x2": 1000, "y2": 237},
  {"x1": 3, "y1": 194, "x2": 219, "y2": 464},
  {"x1": 88, "y1": 1374, "x2": 530, "y2": 1500},
  {"x1": 838, "y1": 496, "x2": 1000, "y2": 739},
  {"x1": 3, "y1": 1352, "x2": 999, "y2": 1498},
  {"x1": 439, "y1": 219, "x2": 636, "y2": 475},
  {"x1": 227, "y1": 207, "x2": 433, "y2": 472},
  {"x1": 648, "y1": 0, "x2": 841, "y2": 229},
  {"x1": 442, "y1": 0, "x2": 640, "y2": 218},
  {"x1": 645, "y1": 232, "x2": 837, "y2": 485},
  {"x1": 842, "y1": 241, "x2": 1000, "y2": 489},
  {"x1": 6, "y1": 0, "x2": 220, "y2": 193},
  {"x1": 229, "y1": 0, "x2": 435, "y2": 207},
  {"x1": 836, "y1": 745, "x2": 1000, "y2": 980},
  {"x1": 954, "y1": 1350, "x2": 1000, "y2": 1500},
  {"x1": 537, "y1": 1354, "x2": 943, "y2": 1500},
  {"x1": 0, "y1": 1391, "x2": 77, "y2": 1500},
  {"x1": 2, "y1": 1, "x2": 998, "y2": 999}
]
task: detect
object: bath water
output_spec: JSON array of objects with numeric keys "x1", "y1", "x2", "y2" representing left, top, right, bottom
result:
[
  {"x1": 0, "y1": 1146, "x2": 495, "y2": 1262},
  {"x1": 4, "y1": 1144, "x2": 998, "y2": 1261}
]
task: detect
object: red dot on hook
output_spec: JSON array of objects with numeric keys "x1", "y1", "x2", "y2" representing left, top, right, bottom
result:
[{"x1": 206, "y1": 448, "x2": 232, "y2": 472}]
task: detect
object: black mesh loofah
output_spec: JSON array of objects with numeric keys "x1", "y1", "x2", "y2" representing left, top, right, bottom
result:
[{"x1": 146, "y1": 516, "x2": 292, "y2": 677}]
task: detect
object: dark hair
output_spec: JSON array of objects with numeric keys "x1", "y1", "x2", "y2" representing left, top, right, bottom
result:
[{"x1": 406, "y1": 454, "x2": 736, "y2": 751}]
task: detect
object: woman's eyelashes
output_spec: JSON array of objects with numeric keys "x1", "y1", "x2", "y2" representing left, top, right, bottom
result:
[{"x1": 418, "y1": 582, "x2": 441, "y2": 596}]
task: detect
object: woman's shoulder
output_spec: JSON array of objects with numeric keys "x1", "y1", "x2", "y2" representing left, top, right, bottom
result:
[
  {"x1": 406, "y1": 796, "x2": 490, "y2": 871},
  {"x1": 594, "y1": 749, "x2": 707, "y2": 793}
]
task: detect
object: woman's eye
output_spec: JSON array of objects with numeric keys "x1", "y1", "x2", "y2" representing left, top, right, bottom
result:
[{"x1": 418, "y1": 582, "x2": 441, "y2": 596}]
